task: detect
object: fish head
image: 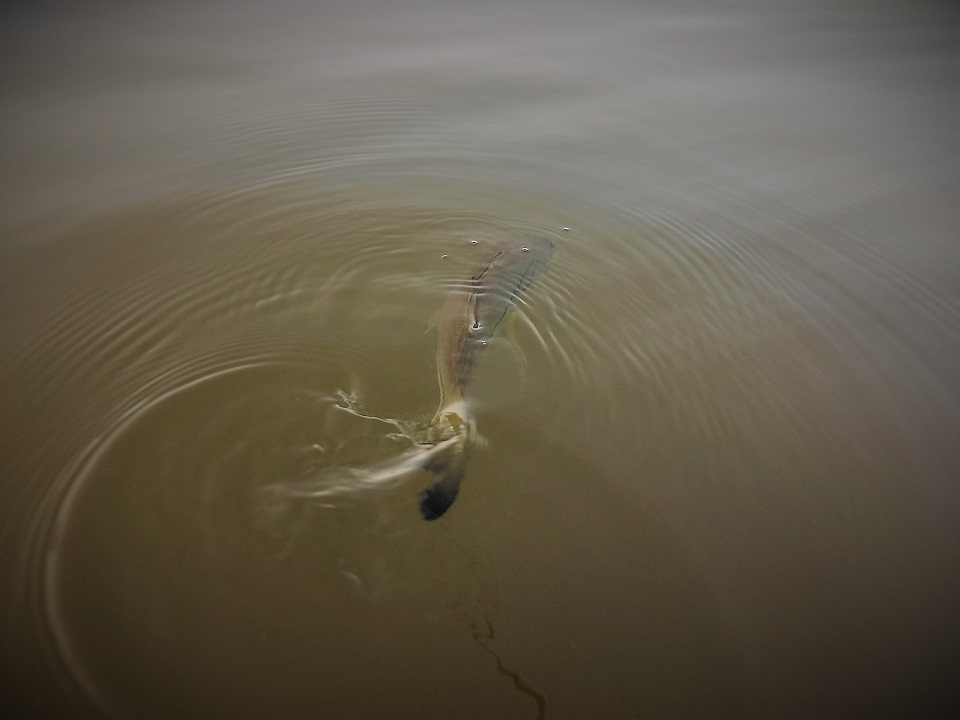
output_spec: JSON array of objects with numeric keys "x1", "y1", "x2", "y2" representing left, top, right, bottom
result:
[{"x1": 426, "y1": 401, "x2": 474, "y2": 443}]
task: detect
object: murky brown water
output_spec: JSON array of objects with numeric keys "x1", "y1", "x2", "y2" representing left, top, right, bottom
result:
[{"x1": 2, "y1": 1, "x2": 958, "y2": 718}]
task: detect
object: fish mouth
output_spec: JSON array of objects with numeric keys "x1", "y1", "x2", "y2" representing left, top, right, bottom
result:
[
  {"x1": 418, "y1": 408, "x2": 474, "y2": 520},
  {"x1": 418, "y1": 462, "x2": 466, "y2": 520}
]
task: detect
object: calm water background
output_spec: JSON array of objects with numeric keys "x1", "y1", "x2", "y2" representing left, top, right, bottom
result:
[{"x1": 2, "y1": 1, "x2": 958, "y2": 717}]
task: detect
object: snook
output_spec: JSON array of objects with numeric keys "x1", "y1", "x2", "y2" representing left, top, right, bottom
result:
[{"x1": 419, "y1": 236, "x2": 554, "y2": 519}]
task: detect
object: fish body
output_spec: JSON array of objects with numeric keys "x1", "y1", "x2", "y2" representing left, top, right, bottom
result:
[{"x1": 420, "y1": 236, "x2": 554, "y2": 519}]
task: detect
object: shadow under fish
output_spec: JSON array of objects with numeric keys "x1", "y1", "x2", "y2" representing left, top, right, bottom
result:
[{"x1": 419, "y1": 236, "x2": 554, "y2": 520}]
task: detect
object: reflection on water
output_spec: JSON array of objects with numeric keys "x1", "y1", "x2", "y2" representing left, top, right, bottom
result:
[{"x1": 2, "y1": 1, "x2": 958, "y2": 718}]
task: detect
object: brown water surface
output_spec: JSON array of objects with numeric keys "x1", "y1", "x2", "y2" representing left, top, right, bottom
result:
[{"x1": 2, "y1": 1, "x2": 958, "y2": 718}]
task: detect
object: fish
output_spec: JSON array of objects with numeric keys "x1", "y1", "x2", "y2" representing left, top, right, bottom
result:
[{"x1": 419, "y1": 236, "x2": 554, "y2": 519}]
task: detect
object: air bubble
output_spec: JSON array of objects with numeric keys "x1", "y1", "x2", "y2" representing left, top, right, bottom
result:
[
  {"x1": 562, "y1": 226, "x2": 570, "y2": 231},
  {"x1": 441, "y1": 254, "x2": 448, "y2": 259},
  {"x1": 470, "y1": 240, "x2": 478, "y2": 245},
  {"x1": 522, "y1": 247, "x2": 529, "y2": 252}
]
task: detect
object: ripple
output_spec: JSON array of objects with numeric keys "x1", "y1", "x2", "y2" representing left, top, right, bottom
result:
[
  {"x1": 0, "y1": 154, "x2": 955, "y2": 717},
  {"x1": 0, "y1": 184, "x2": 575, "y2": 710},
  {"x1": 2, "y1": 0, "x2": 958, "y2": 714}
]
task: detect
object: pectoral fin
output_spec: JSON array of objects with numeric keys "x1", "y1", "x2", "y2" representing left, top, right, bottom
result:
[
  {"x1": 425, "y1": 310, "x2": 441, "y2": 334},
  {"x1": 504, "y1": 313, "x2": 526, "y2": 365}
]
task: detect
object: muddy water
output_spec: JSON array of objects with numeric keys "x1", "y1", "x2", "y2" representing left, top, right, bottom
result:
[{"x1": 2, "y1": 1, "x2": 958, "y2": 718}]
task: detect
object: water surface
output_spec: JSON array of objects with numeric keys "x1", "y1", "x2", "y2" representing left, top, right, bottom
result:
[{"x1": 1, "y1": 1, "x2": 958, "y2": 718}]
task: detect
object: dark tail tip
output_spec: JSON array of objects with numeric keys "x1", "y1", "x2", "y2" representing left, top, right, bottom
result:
[{"x1": 419, "y1": 473, "x2": 462, "y2": 521}]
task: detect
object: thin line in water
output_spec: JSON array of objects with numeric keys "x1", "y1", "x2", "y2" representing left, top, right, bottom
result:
[
  {"x1": 442, "y1": 526, "x2": 547, "y2": 719},
  {"x1": 462, "y1": 612, "x2": 547, "y2": 720}
]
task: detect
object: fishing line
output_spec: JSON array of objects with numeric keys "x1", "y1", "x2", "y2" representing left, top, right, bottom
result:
[{"x1": 440, "y1": 523, "x2": 547, "y2": 719}]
